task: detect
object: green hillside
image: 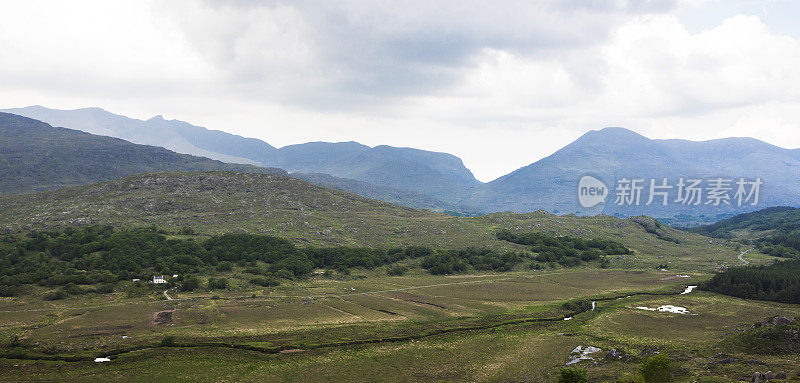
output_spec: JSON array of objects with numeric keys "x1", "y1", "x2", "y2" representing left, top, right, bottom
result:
[
  {"x1": 690, "y1": 206, "x2": 800, "y2": 238},
  {"x1": 0, "y1": 112, "x2": 285, "y2": 195},
  {"x1": 0, "y1": 171, "x2": 744, "y2": 269}
]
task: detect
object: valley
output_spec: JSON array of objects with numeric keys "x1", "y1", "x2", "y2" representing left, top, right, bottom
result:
[
  {"x1": 0, "y1": 171, "x2": 795, "y2": 382},
  {"x1": 0, "y1": 114, "x2": 797, "y2": 382}
]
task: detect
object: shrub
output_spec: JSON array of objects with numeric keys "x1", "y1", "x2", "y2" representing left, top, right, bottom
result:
[
  {"x1": 43, "y1": 290, "x2": 66, "y2": 301},
  {"x1": 178, "y1": 227, "x2": 195, "y2": 235},
  {"x1": 208, "y1": 278, "x2": 228, "y2": 290},
  {"x1": 275, "y1": 269, "x2": 294, "y2": 280},
  {"x1": 180, "y1": 276, "x2": 200, "y2": 291},
  {"x1": 215, "y1": 262, "x2": 232, "y2": 272},
  {"x1": 160, "y1": 335, "x2": 176, "y2": 347},
  {"x1": 561, "y1": 299, "x2": 593, "y2": 313},
  {"x1": 0, "y1": 285, "x2": 20, "y2": 297},
  {"x1": 557, "y1": 367, "x2": 588, "y2": 383},
  {"x1": 528, "y1": 262, "x2": 544, "y2": 270},
  {"x1": 250, "y1": 276, "x2": 280, "y2": 287},
  {"x1": 640, "y1": 354, "x2": 671, "y2": 383},
  {"x1": 7, "y1": 347, "x2": 28, "y2": 359},
  {"x1": 5, "y1": 336, "x2": 23, "y2": 348}
]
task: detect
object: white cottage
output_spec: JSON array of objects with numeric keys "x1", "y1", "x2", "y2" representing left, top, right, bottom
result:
[{"x1": 152, "y1": 276, "x2": 167, "y2": 284}]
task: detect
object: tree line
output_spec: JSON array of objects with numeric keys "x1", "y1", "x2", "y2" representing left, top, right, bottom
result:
[
  {"x1": 701, "y1": 259, "x2": 800, "y2": 303},
  {"x1": 496, "y1": 229, "x2": 631, "y2": 267},
  {"x1": 0, "y1": 226, "x2": 633, "y2": 297}
]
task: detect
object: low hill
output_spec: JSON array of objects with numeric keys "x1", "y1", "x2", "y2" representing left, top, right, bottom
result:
[
  {"x1": 0, "y1": 113, "x2": 285, "y2": 195},
  {"x1": 0, "y1": 171, "x2": 741, "y2": 269},
  {"x1": 690, "y1": 206, "x2": 800, "y2": 239}
]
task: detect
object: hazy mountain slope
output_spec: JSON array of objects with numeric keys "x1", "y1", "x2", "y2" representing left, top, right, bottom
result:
[
  {"x1": 293, "y1": 172, "x2": 481, "y2": 215},
  {"x1": 8, "y1": 106, "x2": 797, "y2": 218},
  {"x1": 0, "y1": 113, "x2": 285, "y2": 194},
  {"x1": 3, "y1": 106, "x2": 480, "y2": 206},
  {"x1": 473, "y1": 127, "x2": 800, "y2": 216},
  {"x1": 265, "y1": 142, "x2": 479, "y2": 204},
  {"x1": 2, "y1": 105, "x2": 274, "y2": 165}
]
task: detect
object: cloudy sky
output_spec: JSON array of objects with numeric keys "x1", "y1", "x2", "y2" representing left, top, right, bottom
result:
[{"x1": 1, "y1": 0, "x2": 799, "y2": 181}]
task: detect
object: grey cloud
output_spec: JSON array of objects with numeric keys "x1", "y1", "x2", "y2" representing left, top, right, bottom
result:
[{"x1": 177, "y1": 0, "x2": 680, "y2": 109}]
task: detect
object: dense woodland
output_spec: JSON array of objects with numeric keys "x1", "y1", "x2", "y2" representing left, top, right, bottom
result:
[
  {"x1": 0, "y1": 226, "x2": 633, "y2": 298},
  {"x1": 702, "y1": 259, "x2": 800, "y2": 303},
  {"x1": 689, "y1": 206, "x2": 800, "y2": 303},
  {"x1": 496, "y1": 229, "x2": 631, "y2": 267}
]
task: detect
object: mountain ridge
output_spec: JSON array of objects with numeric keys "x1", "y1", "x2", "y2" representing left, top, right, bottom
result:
[
  {"x1": 3, "y1": 106, "x2": 798, "y2": 218},
  {"x1": 2, "y1": 106, "x2": 480, "y2": 205},
  {"x1": 0, "y1": 112, "x2": 285, "y2": 195},
  {"x1": 472, "y1": 126, "x2": 800, "y2": 216}
]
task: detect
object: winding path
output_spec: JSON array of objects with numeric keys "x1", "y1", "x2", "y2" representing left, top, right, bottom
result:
[
  {"x1": 163, "y1": 290, "x2": 175, "y2": 301},
  {"x1": 738, "y1": 248, "x2": 753, "y2": 265}
]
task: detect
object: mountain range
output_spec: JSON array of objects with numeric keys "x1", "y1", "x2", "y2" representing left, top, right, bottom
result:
[
  {"x1": 0, "y1": 112, "x2": 284, "y2": 194},
  {"x1": 2, "y1": 106, "x2": 798, "y2": 218},
  {"x1": 2, "y1": 106, "x2": 478, "y2": 207}
]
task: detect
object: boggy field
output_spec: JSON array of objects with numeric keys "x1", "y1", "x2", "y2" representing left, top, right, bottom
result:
[{"x1": 2, "y1": 266, "x2": 799, "y2": 382}]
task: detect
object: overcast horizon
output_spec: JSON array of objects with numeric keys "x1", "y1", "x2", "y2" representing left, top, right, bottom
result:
[{"x1": 2, "y1": 0, "x2": 800, "y2": 182}]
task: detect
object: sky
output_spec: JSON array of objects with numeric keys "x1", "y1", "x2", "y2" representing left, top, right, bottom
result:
[{"x1": 1, "y1": 0, "x2": 799, "y2": 182}]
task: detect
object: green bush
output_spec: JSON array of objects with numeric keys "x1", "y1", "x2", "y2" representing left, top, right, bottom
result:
[
  {"x1": 561, "y1": 299, "x2": 593, "y2": 313},
  {"x1": 178, "y1": 227, "x2": 195, "y2": 235},
  {"x1": 640, "y1": 354, "x2": 671, "y2": 383},
  {"x1": 160, "y1": 335, "x2": 176, "y2": 347},
  {"x1": 95, "y1": 283, "x2": 114, "y2": 294},
  {"x1": 275, "y1": 269, "x2": 294, "y2": 280},
  {"x1": 208, "y1": 278, "x2": 228, "y2": 290},
  {"x1": 557, "y1": 367, "x2": 588, "y2": 383},
  {"x1": 7, "y1": 347, "x2": 28, "y2": 359},
  {"x1": 0, "y1": 285, "x2": 20, "y2": 297},
  {"x1": 43, "y1": 290, "x2": 66, "y2": 301},
  {"x1": 387, "y1": 265, "x2": 408, "y2": 276},
  {"x1": 180, "y1": 276, "x2": 200, "y2": 292},
  {"x1": 250, "y1": 276, "x2": 280, "y2": 287},
  {"x1": 215, "y1": 262, "x2": 232, "y2": 272}
]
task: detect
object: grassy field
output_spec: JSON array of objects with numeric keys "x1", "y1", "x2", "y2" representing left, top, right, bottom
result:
[{"x1": 2, "y1": 266, "x2": 798, "y2": 382}]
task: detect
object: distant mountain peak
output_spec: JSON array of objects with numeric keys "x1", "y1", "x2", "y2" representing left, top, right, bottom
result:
[
  {"x1": 588, "y1": 126, "x2": 647, "y2": 139},
  {"x1": 560, "y1": 127, "x2": 653, "y2": 152}
]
